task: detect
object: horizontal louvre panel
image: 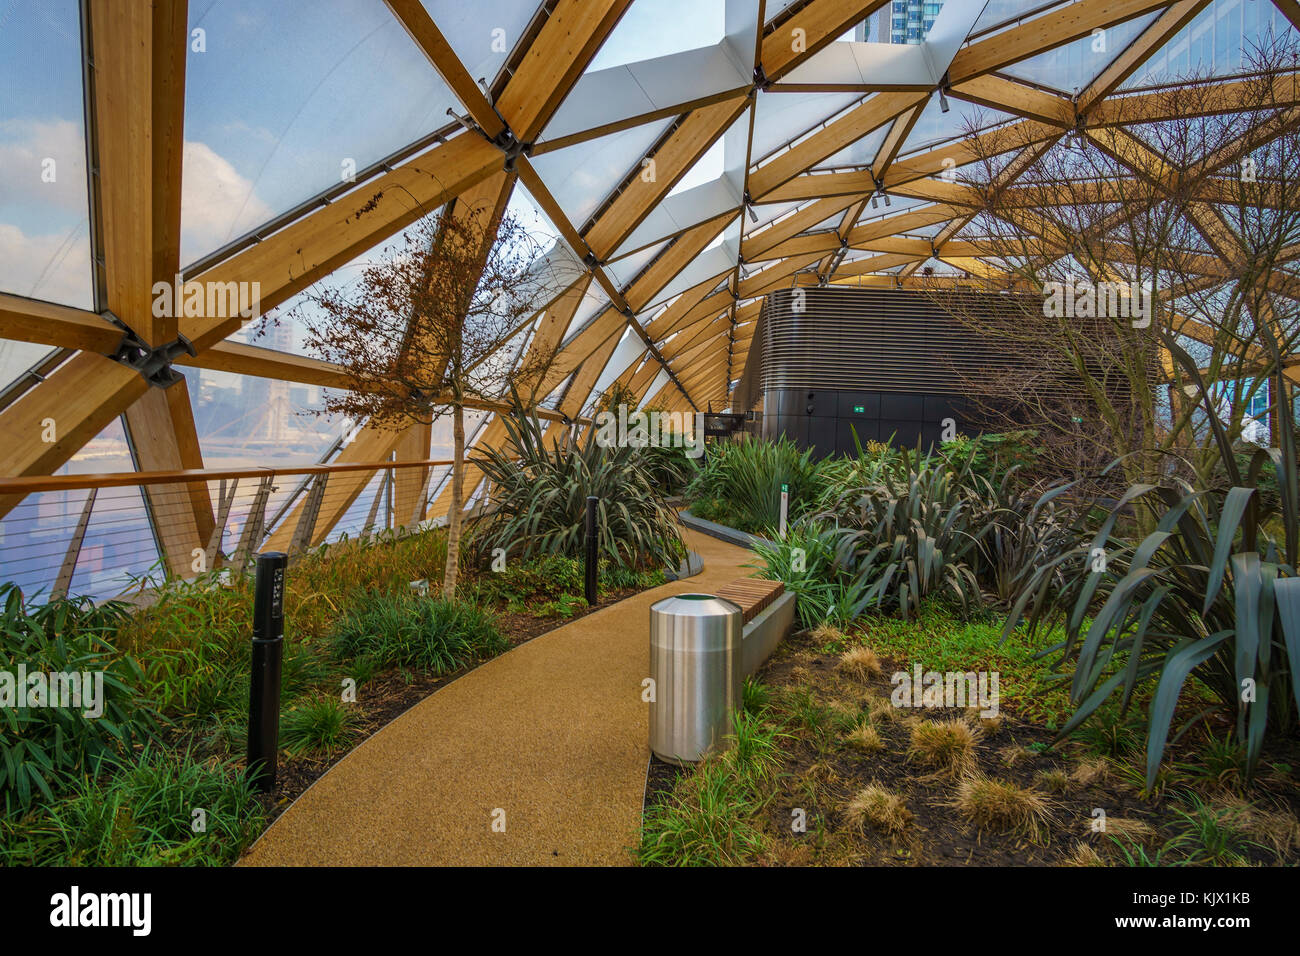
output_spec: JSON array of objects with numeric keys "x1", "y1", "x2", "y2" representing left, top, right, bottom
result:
[{"x1": 756, "y1": 287, "x2": 1065, "y2": 396}]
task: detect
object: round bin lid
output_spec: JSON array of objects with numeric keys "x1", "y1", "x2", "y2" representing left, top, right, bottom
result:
[{"x1": 650, "y1": 593, "x2": 742, "y2": 618}]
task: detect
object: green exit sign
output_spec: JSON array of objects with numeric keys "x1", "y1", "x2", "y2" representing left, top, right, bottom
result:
[{"x1": 853, "y1": 405, "x2": 865, "y2": 414}]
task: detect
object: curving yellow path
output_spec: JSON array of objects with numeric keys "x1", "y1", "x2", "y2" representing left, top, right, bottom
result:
[{"x1": 240, "y1": 528, "x2": 752, "y2": 866}]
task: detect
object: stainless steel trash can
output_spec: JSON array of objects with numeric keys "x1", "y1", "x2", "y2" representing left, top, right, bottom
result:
[{"x1": 649, "y1": 593, "x2": 743, "y2": 763}]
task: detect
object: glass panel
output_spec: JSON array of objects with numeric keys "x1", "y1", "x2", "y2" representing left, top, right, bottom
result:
[
  {"x1": 900, "y1": 95, "x2": 1014, "y2": 157},
  {"x1": 0, "y1": 339, "x2": 57, "y2": 392},
  {"x1": 605, "y1": 240, "x2": 667, "y2": 288},
  {"x1": 587, "y1": 0, "x2": 725, "y2": 72},
  {"x1": 529, "y1": 117, "x2": 674, "y2": 228},
  {"x1": 0, "y1": 418, "x2": 160, "y2": 601},
  {"x1": 182, "y1": 366, "x2": 347, "y2": 470},
  {"x1": 181, "y1": 0, "x2": 459, "y2": 265},
  {"x1": 816, "y1": 125, "x2": 889, "y2": 170},
  {"x1": 971, "y1": 0, "x2": 1065, "y2": 38},
  {"x1": 418, "y1": 0, "x2": 539, "y2": 87},
  {"x1": 1002, "y1": 13, "x2": 1159, "y2": 95},
  {"x1": 669, "y1": 139, "x2": 726, "y2": 197},
  {"x1": 0, "y1": 0, "x2": 93, "y2": 308},
  {"x1": 1122, "y1": 0, "x2": 1296, "y2": 89},
  {"x1": 327, "y1": 471, "x2": 388, "y2": 539},
  {"x1": 67, "y1": 482, "x2": 160, "y2": 599},
  {"x1": 236, "y1": 204, "x2": 446, "y2": 359}
]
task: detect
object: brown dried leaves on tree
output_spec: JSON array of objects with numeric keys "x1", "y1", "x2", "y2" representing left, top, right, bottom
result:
[{"x1": 924, "y1": 38, "x2": 1300, "y2": 491}]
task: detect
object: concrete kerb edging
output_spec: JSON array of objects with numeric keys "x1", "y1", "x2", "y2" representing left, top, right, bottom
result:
[{"x1": 677, "y1": 509, "x2": 778, "y2": 552}]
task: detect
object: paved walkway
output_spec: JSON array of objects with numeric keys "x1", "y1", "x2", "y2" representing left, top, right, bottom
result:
[{"x1": 240, "y1": 528, "x2": 752, "y2": 866}]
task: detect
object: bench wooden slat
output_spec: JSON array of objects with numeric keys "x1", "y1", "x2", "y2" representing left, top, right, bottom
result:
[{"x1": 715, "y1": 578, "x2": 785, "y2": 625}]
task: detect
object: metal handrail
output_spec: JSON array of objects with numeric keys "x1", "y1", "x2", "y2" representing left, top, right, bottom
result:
[{"x1": 0, "y1": 458, "x2": 459, "y2": 495}]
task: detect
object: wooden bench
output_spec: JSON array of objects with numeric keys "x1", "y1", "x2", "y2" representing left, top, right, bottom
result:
[{"x1": 716, "y1": 578, "x2": 786, "y2": 626}]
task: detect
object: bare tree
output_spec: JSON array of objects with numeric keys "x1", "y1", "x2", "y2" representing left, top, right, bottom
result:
[
  {"x1": 270, "y1": 205, "x2": 570, "y2": 597},
  {"x1": 928, "y1": 39, "x2": 1300, "y2": 497}
]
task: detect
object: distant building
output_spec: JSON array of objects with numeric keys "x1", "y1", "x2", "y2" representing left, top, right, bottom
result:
[{"x1": 863, "y1": 1, "x2": 943, "y2": 44}]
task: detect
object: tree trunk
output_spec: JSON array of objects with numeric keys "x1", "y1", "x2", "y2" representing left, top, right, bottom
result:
[{"x1": 442, "y1": 402, "x2": 465, "y2": 600}]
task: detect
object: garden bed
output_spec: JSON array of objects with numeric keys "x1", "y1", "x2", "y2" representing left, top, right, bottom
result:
[
  {"x1": 638, "y1": 609, "x2": 1300, "y2": 867},
  {"x1": 0, "y1": 527, "x2": 671, "y2": 866}
]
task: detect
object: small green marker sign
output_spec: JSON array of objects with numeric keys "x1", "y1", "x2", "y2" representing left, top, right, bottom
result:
[{"x1": 853, "y1": 405, "x2": 865, "y2": 414}]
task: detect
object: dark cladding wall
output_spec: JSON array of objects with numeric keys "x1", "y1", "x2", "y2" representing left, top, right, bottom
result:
[
  {"x1": 763, "y1": 388, "x2": 965, "y2": 453},
  {"x1": 753, "y1": 286, "x2": 1038, "y2": 457}
]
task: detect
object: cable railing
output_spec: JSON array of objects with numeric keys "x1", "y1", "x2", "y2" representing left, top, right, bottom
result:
[{"x1": 0, "y1": 457, "x2": 466, "y2": 604}]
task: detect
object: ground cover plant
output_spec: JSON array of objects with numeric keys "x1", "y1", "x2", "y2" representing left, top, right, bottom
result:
[
  {"x1": 637, "y1": 613, "x2": 1300, "y2": 866},
  {"x1": 0, "y1": 518, "x2": 672, "y2": 866}
]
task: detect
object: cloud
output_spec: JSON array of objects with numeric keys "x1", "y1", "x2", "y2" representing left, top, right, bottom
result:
[
  {"x1": 0, "y1": 221, "x2": 93, "y2": 309},
  {"x1": 0, "y1": 118, "x2": 87, "y2": 215},
  {"x1": 181, "y1": 140, "x2": 273, "y2": 265}
]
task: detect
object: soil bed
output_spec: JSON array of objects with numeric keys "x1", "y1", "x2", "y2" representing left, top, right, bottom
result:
[{"x1": 643, "y1": 625, "x2": 1300, "y2": 867}]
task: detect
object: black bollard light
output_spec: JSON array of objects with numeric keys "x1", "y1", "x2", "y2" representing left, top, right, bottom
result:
[
  {"x1": 247, "y1": 551, "x2": 287, "y2": 792},
  {"x1": 584, "y1": 495, "x2": 598, "y2": 606}
]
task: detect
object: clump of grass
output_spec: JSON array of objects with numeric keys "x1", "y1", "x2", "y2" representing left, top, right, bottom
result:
[
  {"x1": 954, "y1": 776, "x2": 1051, "y2": 837},
  {"x1": 1073, "y1": 708, "x2": 1144, "y2": 758},
  {"x1": 331, "y1": 592, "x2": 506, "y2": 673},
  {"x1": 1213, "y1": 796, "x2": 1300, "y2": 857},
  {"x1": 844, "y1": 723, "x2": 886, "y2": 754},
  {"x1": 1189, "y1": 734, "x2": 1248, "y2": 789},
  {"x1": 723, "y1": 709, "x2": 788, "y2": 782},
  {"x1": 909, "y1": 719, "x2": 981, "y2": 775},
  {"x1": 1037, "y1": 768, "x2": 1070, "y2": 793},
  {"x1": 635, "y1": 760, "x2": 766, "y2": 866},
  {"x1": 845, "y1": 784, "x2": 912, "y2": 835},
  {"x1": 742, "y1": 676, "x2": 771, "y2": 714},
  {"x1": 1070, "y1": 756, "x2": 1113, "y2": 787},
  {"x1": 1173, "y1": 791, "x2": 1263, "y2": 865},
  {"x1": 998, "y1": 744, "x2": 1035, "y2": 768},
  {"x1": 1088, "y1": 815, "x2": 1157, "y2": 845},
  {"x1": 865, "y1": 695, "x2": 900, "y2": 723},
  {"x1": 838, "y1": 645, "x2": 882, "y2": 680},
  {"x1": 281, "y1": 695, "x2": 360, "y2": 755},
  {"x1": 826, "y1": 699, "x2": 861, "y2": 728},
  {"x1": 1066, "y1": 842, "x2": 1106, "y2": 866},
  {"x1": 0, "y1": 749, "x2": 263, "y2": 866},
  {"x1": 809, "y1": 622, "x2": 846, "y2": 650}
]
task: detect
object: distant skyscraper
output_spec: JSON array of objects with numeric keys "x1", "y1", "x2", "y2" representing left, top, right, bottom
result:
[{"x1": 864, "y1": 1, "x2": 944, "y2": 44}]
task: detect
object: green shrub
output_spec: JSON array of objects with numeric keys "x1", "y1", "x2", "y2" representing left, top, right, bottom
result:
[
  {"x1": 1007, "y1": 333, "x2": 1300, "y2": 787},
  {"x1": 462, "y1": 554, "x2": 666, "y2": 611},
  {"x1": 750, "y1": 522, "x2": 867, "y2": 628},
  {"x1": 0, "y1": 585, "x2": 157, "y2": 811},
  {"x1": 0, "y1": 749, "x2": 263, "y2": 866},
  {"x1": 636, "y1": 710, "x2": 780, "y2": 866},
  {"x1": 636, "y1": 759, "x2": 766, "y2": 866},
  {"x1": 331, "y1": 592, "x2": 506, "y2": 673},
  {"x1": 475, "y1": 407, "x2": 684, "y2": 570},
  {"x1": 943, "y1": 430, "x2": 1044, "y2": 487},
  {"x1": 976, "y1": 470, "x2": 1083, "y2": 606},
  {"x1": 816, "y1": 446, "x2": 990, "y2": 619},
  {"x1": 281, "y1": 695, "x2": 360, "y2": 754},
  {"x1": 687, "y1": 436, "x2": 825, "y2": 533}
]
